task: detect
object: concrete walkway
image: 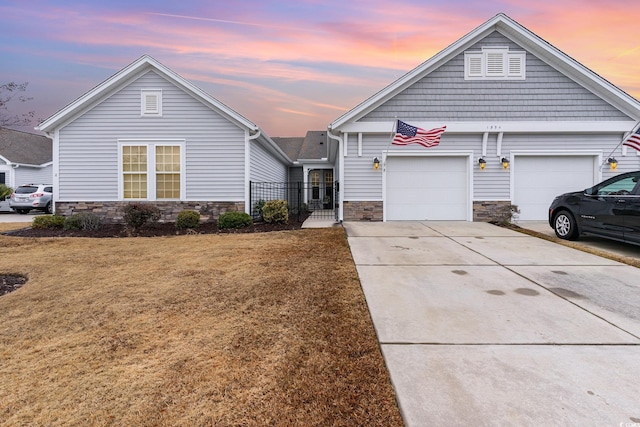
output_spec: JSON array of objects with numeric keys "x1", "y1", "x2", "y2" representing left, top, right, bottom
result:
[{"x1": 344, "y1": 221, "x2": 640, "y2": 426}]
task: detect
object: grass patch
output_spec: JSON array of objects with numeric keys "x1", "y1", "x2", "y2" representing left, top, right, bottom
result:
[{"x1": 0, "y1": 228, "x2": 403, "y2": 426}]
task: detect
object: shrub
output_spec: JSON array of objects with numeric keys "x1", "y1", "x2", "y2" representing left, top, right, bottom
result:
[
  {"x1": 64, "y1": 213, "x2": 103, "y2": 231},
  {"x1": 262, "y1": 199, "x2": 288, "y2": 224},
  {"x1": 217, "y1": 211, "x2": 252, "y2": 229},
  {"x1": 0, "y1": 184, "x2": 13, "y2": 201},
  {"x1": 176, "y1": 210, "x2": 200, "y2": 230},
  {"x1": 123, "y1": 203, "x2": 161, "y2": 229},
  {"x1": 32, "y1": 215, "x2": 65, "y2": 229}
]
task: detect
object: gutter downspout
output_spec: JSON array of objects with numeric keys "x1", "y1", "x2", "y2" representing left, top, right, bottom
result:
[
  {"x1": 327, "y1": 129, "x2": 343, "y2": 222},
  {"x1": 245, "y1": 128, "x2": 262, "y2": 215}
]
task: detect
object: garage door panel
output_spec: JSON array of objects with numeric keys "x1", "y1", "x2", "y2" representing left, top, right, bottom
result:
[
  {"x1": 386, "y1": 157, "x2": 468, "y2": 221},
  {"x1": 514, "y1": 156, "x2": 595, "y2": 220}
]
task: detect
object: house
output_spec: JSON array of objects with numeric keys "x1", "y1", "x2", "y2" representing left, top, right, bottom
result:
[
  {"x1": 0, "y1": 127, "x2": 53, "y2": 188},
  {"x1": 0, "y1": 128, "x2": 53, "y2": 212},
  {"x1": 37, "y1": 55, "x2": 292, "y2": 223},
  {"x1": 327, "y1": 13, "x2": 640, "y2": 222}
]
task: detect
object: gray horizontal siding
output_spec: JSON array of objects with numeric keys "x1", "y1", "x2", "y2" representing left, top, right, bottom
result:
[
  {"x1": 344, "y1": 133, "x2": 482, "y2": 200},
  {"x1": 250, "y1": 140, "x2": 288, "y2": 183},
  {"x1": 477, "y1": 133, "x2": 640, "y2": 200},
  {"x1": 361, "y1": 32, "x2": 630, "y2": 122},
  {"x1": 347, "y1": 132, "x2": 640, "y2": 202},
  {"x1": 58, "y1": 70, "x2": 246, "y2": 201},
  {"x1": 289, "y1": 166, "x2": 303, "y2": 183},
  {"x1": 14, "y1": 164, "x2": 53, "y2": 186}
]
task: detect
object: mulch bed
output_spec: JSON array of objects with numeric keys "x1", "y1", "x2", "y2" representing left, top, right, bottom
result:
[
  {"x1": 2, "y1": 215, "x2": 310, "y2": 238},
  {"x1": 0, "y1": 275, "x2": 27, "y2": 296}
]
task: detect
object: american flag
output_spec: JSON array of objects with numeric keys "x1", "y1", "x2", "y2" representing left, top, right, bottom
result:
[
  {"x1": 392, "y1": 120, "x2": 446, "y2": 148},
  {"x1": 623, "y1": 128, "x2": 640, "y2": 152}
]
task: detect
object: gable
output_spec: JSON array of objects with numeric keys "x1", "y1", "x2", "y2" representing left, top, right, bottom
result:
[
  {"x1": 359, "y1": 31, "x2": 631, "y2": 123},
  {"x1": 330, "y1": 14, "x2": 640, "y2": 131},
  {"x1": 69, "y1": 70, "x2": 240, "y2": 130},
  {"x1": 38, "y1": 55, "x2": 260, "y2": 134}
]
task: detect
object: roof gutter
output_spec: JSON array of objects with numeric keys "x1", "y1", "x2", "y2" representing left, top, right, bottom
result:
[{"x1": 249, "y1": 127, "x2": 294, "y2": 165}]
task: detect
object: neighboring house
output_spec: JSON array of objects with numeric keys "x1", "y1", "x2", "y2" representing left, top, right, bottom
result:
[
  {"x1": 37, "y1": 55, "x2": 292, "y2": 222},
  {"x1": 0, "y1": 128, "x2": 53, "y2": 212},
  {"x1": 328, "y1": 13, "x2": 640, "y2": 221}
]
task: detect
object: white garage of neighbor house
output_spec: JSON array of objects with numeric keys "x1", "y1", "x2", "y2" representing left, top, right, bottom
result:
[
  {"x1": 36, "y1": 55, "x2": 293, "y2": 222},
  {"x1": 327, "y1": 13, "x2": 640, "y2": 222}
]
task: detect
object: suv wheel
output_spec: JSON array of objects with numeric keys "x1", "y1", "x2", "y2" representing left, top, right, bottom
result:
[
  {"x1": 554, "y1": 211, "x2": 579, "y2": 240},
  {"x1": 45, "y1": 202, "x2": 52, "y2": 214}
]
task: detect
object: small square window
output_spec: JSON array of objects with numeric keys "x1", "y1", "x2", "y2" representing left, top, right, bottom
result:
[{"x1": 141, "y1": 90, "x2": 162, "y2": 116}]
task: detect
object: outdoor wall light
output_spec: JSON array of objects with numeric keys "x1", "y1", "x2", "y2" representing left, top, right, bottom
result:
[
  {"x1": 373, "y1": 157, "x2": 380, "y2": 170},
  {"x1": 501, "y1": 157, "x2": 510, "y2": 169},
  {"x1": 478, "y1": 157, "x2": 487, "y2": 170},
  {"x1": 608, "y1": 157, "x2": 618, "y2": 170}
]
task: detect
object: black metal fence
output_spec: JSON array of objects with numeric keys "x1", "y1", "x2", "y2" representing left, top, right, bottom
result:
[{"x1": 249, "y1": 181, "x2": 338, "y2": 221}]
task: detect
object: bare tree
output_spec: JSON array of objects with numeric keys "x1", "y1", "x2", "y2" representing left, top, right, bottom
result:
[{"x1": 0, "y1": 82, "x2": 36, "y2": 128}]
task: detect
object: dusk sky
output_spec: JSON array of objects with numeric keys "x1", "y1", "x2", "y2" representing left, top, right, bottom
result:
[{"x1": 2, "y1": 0, "x2": 639, "y2": 136}]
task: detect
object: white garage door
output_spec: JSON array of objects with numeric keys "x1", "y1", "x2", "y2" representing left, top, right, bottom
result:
[
  {"x1": 514, "y1": 155, "x2": 596, "y2": 220},
  {"x1": 386, "y1": 156, "x2": 469, "y2": 220}
]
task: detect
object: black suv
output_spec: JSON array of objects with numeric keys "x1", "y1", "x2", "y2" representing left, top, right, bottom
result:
[{"x1": 549, "y1": 171, "x2": 640, "y2": 246}]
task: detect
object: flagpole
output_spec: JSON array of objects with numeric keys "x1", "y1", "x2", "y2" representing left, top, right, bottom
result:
[
  {"x1": 600, "y1": 119, "x2": 640, "y2": 171},
  {"x1": 382, "y1": 118, "x2": 398, "y2": 171}
]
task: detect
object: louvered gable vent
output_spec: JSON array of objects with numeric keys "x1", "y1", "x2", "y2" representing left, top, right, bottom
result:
[
  {"x1": 486, "y1": 51, "x2": 505, "y2": 76},
  {"x1": 141, "y1": 90, "x2": 162, "y2": 116},
  {"x1": 464, "y1": 47, "x2": 526, "y2": 80}
]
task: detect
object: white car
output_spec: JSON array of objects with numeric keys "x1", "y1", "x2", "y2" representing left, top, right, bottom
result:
[
  {"x1": 0, "y1": 199, "x2": 12, "y2": 212},
  {"x1": 9, "y1": 184, "x2": 53, "y2": 214}
]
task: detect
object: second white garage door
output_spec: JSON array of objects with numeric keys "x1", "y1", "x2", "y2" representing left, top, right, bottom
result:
[
  {"x1": 386, "y1": 156, "x2": 469, "y2": 220},
  {"x1": 513, "y1": 155, "x2": 597, "y2": 220}
]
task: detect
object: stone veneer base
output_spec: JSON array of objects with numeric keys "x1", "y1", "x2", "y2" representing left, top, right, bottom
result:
[
  {"x1": 54, "y1": 201, "x2": 245, "y2": 224},
  {"x1": 343, "y1": 200, "x2": 515, "y2": 223},
  {"x1": 343, "y1": 201, "x2": 383, "y2": 221}
]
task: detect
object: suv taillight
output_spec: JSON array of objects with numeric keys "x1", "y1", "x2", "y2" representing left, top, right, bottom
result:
[{"x1": 31, "y1": 192, "x2": 44, "y2": 198}]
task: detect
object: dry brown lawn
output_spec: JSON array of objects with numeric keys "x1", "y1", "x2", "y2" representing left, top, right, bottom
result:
[{"x1": 0, "y1": 225, "x2": 403, "y2": 426}]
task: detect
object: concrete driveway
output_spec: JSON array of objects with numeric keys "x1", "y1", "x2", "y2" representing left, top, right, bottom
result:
[
  {"x1": 345, "y1": 221, "x2": 640, "y2": 426},
  {"x1": 0, "y1": 211, "x2": 45, "y2": 223}
]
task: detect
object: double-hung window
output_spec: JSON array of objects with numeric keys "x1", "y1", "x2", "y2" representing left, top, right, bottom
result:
[
  {"x1": 122, "y1": 145, "x2": 148, "y2": 199},
  {"x1": 120, "y1": 141, "x2": 184, "y2": 200}
]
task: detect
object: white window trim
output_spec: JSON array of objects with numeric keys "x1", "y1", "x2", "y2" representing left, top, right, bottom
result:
[
  {"x1": 118, "y1": 139, "x2": 186, "y2": 201},
  {"x1": 141, "y1": 90, "x2": 163, "y2": 117},
  {"x1": 465, "y1": 47, "x2": 526, "y2": 80}
]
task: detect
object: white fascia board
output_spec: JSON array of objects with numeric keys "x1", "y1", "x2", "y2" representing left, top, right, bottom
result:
[
  {"x1": 38, "y1": 55, "x2": 259, "y2": 133},
  {"x1": 337, "y1": 120, "x2": 637, "y2": 134},
  {"x1": 297, "y1": 159, "x2": 333, "y2": 167}
]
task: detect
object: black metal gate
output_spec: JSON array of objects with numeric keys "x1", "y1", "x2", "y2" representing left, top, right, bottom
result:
[{"x1": 249, "y1": 181, "x2": 338, "y2": 221}]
